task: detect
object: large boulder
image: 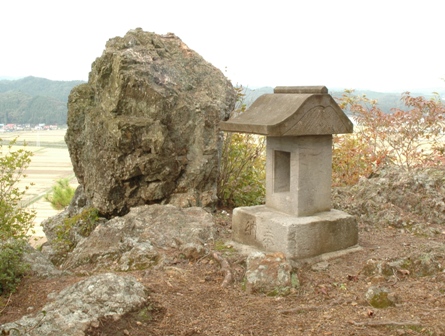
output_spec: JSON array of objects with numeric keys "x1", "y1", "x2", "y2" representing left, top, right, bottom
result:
[{"x1": 65, "y1": 28, "x2": 236, "y2": 217}]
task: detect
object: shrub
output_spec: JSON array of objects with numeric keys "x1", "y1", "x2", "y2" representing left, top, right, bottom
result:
[
  {"x1": 337, "y1": 90, "x2": 445, "y2": 173},
  {"x1": 332, "y1": 133, "x2": 381, "y2": 187},
  {"x1": 218, "y1": 87, "x2": 266, "y2": 207},
  {"x1": 45, "y1": 178, "x2": 75, "y2": 210},
  {"x1": 218, "y1": 132, "x2": 266, "y2": 207},
  {"x1": 54, "y1": 207, "x2": 100, "y2": 255},
  {"x1": 0, "y1": 138, "x2": 35, "y2": 241},
  {"x1": 0, "y1": 137, "x2": 34, "y2": 295},
  {"x1": 0, "y1": 240, "x2": 29, "y2": 295}
]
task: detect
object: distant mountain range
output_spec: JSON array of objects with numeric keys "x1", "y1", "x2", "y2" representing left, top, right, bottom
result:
[
  {"x1": 1, "y1": 77, "x2": 442, "y2": 126},
  {"x1": 241, "y1": 86, "x2": 444, "y2": 114},
  {"x1": 0, "y1": 76, "x2": 84, "y2": 125}
]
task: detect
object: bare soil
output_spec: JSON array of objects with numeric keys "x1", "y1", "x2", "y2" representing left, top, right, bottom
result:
[{"x1": 1, "y1": 213, "x2": 445, "y2": 336}]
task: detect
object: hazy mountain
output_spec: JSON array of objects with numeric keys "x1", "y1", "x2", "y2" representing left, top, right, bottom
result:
[
  {"x1": 0, "y1": 76, "x2": 20, "y2": 80},
  {"x1": 0, "y1": 76, "x2": 84, "y2": 102},
  {"x1": 1, "y1": 77, "x2": 442, "y2": 125},
  {"x1": 0, "y1": 76, "x2": 84, "y2": 125},
  {"x1": 240, "y1": 86, "x2": 444, "y2": 114}
]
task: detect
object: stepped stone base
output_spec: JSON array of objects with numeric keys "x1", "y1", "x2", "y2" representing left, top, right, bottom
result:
[{"x1": 232, "y1": 205, "x2": 358, "y2": 262}]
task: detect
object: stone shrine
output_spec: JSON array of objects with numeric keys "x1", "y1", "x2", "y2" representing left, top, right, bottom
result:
[{"x1": 220, "y1": 86, "x2": 359, "y2": 263}]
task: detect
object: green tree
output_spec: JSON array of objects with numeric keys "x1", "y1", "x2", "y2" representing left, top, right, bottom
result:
[
  {"x1": 45, "y1": 178, "x2": 75, "y2": 210},
  {"x1": 218, "y1": 132, "x2": 266, "y2": 207},
  {"x1": 0, "y1": 137, "x2": 35, "y2": 295},
  {"x1": 218, "y1": 87, "x2": 266, "y2": 207},
  {"x1": 0, "y1": 138, "x2": 35, "y2": 240}
]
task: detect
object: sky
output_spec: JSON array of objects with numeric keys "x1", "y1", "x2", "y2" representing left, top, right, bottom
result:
[{"x1": 1, "y1": 0, "x2": 444, "y2": 92}]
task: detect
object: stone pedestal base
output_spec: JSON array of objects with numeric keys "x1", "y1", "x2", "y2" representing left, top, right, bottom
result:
[{"x1": 232, "y1": 205, "x2": 358, "y2": 262}]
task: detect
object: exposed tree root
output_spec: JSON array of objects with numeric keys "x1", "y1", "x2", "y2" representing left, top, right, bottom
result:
[
  {"x1": 0, "y1": 293, "x2": 13, "y2": 315},
  {"x1": 349, "y1": 320, "x2": 421, "y2": 327},
  {"x1": 212, "y1": 252, "x2": 233, "y2": 287},
  {"x1": 278, "y1": 306, "x2": 324, "y2": 314}
]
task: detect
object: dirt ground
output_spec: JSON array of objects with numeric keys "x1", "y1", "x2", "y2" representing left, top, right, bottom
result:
[{"x1": 1, "y1": 208, "x2": 445, "y2": 336}]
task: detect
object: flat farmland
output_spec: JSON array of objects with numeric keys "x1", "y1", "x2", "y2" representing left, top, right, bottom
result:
[
  {"x1": 2, "y1": 130, "x2": 77, "y2": 244},
  {"x1": 0, "y1": 129, "x2": 68, "y2": 147}
]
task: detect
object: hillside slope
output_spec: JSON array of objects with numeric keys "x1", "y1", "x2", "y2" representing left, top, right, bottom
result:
[{"x1": 0, "y1": 76, "x2": 84, "y2": 125}]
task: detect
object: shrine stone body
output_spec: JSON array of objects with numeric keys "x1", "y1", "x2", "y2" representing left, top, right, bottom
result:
[{"x1": 220, "y1": 86, "x2": 359, "y2": 263}]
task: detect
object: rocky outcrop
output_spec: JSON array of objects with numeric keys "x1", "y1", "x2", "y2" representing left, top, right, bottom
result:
[
  {"x1": 42, "y1": 185, "x2": 94, "y2": 247},
  {"x1": 61, "y1": 204, "x2": 215, "y2": 271},
  {"x1": 22, "y1": 244, "x2": 63, "y2": 277},
  {"x1": 65, "y1": 28, "x2": 236, "y2": 217},
  {"x1": 333, "y1": 166, "x2": 445, "y2": 233},
  {"x1": 0, "y1": 273, "x2": 147, "y2": 336}
]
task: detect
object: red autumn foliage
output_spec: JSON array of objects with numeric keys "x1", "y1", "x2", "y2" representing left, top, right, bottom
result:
[{"x1": 333, "y1": 90, "x2": 445, "y2": 186}]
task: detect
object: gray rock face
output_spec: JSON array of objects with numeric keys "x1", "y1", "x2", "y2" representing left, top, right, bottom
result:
[
  {"x1": 65, "y1": 28, "x2": 236, "y2": 217},
  {"x1": 42, "y1": 185, "x2": 95, "y2": 252},
  {"x1": 0, "y1": 273, "x2": 147, "y2": 336},
  {"x1": 41, "y1": 193, "x2": 107, "y2": 266},
  {"x1": 62, "y1": 204, "x2": 215, "y2": 271},
  {"x1": 22, "y1": 244, "x2": 63, "y2": 277},
  {"x1": 333, "y1": 166, "x2": 445, "y2": 229}
]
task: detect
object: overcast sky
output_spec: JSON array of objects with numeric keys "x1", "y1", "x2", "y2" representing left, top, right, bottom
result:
[{"x1": 1, "y1": 0, "x2": 444, "y2": 92}]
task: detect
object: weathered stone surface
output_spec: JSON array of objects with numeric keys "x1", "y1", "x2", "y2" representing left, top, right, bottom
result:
[
  {"x1": 41, "y1": 201, "x2": 107, "y2": 266},
  {"x1": 42, "y1": 185, "x2": 96, "y2": 245},
  {"x1": 311, "y1": 261, "x2": 330, "y2": 272},
  {"x1": 180, "y1": 242, "x2": 207, "y2": 260},
  {"x1": 232, "y1": 206, "x2": 358, "y2": 262},
  {"x1": 65, "y1": 28, "x2": 236, "y2": 217},
  {"x1": 333, "y1": 166, "x2": 445, "y2": 231},
  {"x1": 245, "y1": 252, "x2": 297, "y2": 295},
  {"x1": 22, "y1": 244, "x2": 63, "y2": 277},
  {"x1": 365, "y1": 286, "x2": 398, "y2": 308},
  {"x1": 362, "y1": 253, "x2": 443, "y2": 279},
  {"x1": 220, "y1": 86, "x2": 353, "y2": 136},
  {"x1": 62, "y1": 204, "x2": 215, "y2": 270},
  {"x1": 0, "y1": 273, "x2": 147, "y2": 336},
  {"x1": 266, "y1": 135, "x2": 332, "y2": 216}
]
